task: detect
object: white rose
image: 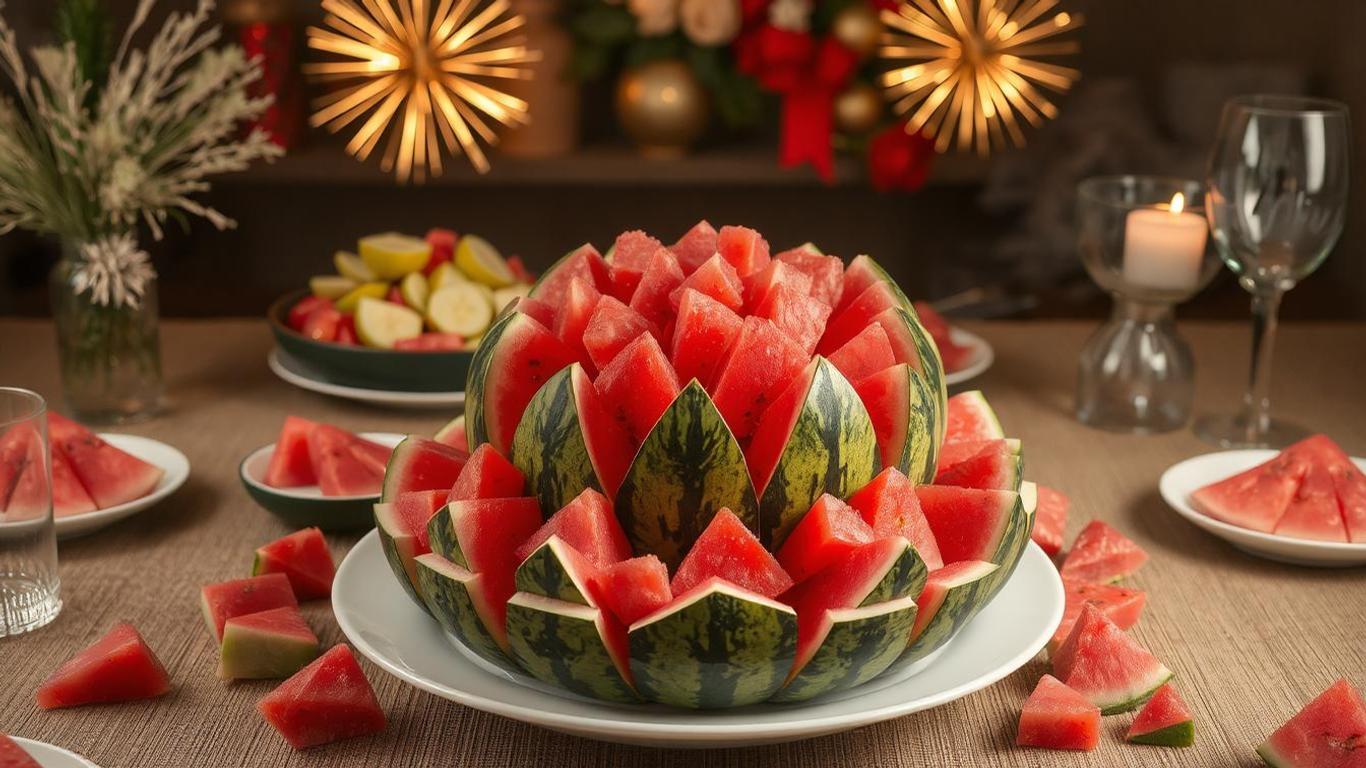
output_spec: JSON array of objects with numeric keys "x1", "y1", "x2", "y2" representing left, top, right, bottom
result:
[
  {"x1": 680, "y1": 0, "x2": 741, "y2": 46},
  {"x1": 629, "y1": 0, "x2": 679, "y2": 36}
]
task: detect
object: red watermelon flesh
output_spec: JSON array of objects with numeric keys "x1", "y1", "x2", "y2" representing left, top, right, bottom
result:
[
  {"x1": 347, "y1": 438, "x2": 393, "y2": 477},
  {"x1": 393, "y1": 490, "x2": 448, "y2": 553},
  {"x1": 217, "y1": 605, "x2": 320, "y2": 681},
  {"x1": 265, "y1": 415, "x2": 318, "y2": 488},
  {"x1": 1258, "y1": 679, "x2": 1366, "y2": 768},
  {"x1": 909, "y1": 559, "x2": 997, "y2": 643},
  {"x1": 628, "y1": 247, "x2": 685, "y2": 336},
  {"x1": 533, "y1": 244, "x2": 610, "y2": 306},
  {"x1": 944, "y1": 391, "x2": 1005, "y2": 444},
  {"x1": 1059, "y1": 520, "x2": 1148, "y2": 584},
  {"x1": 254, "y1": 527, "x2": 336, "y2": 601},
  {"x1": 447, "y1": 444, "x2": 526, "y2": 502},
  {"x1": 0, "y1": 734, "x2": 41, "y2": 768},
  {"x1": 913, "y1": 301, "x2": 973, "y2": 372},
  {"x1": 776, "y1": 494, "x2": 875, "y2": 583},
  {"x1": 553, "y1": 277, "x2": 603, "y2": 373},
  {"x1": 307, "y1": 424, "x2": 382, "y2": 497},
  {"x1": 1274, "y1": 463, "x2": 1348, "y2": 542},
  {"x1": 35, "y1": 623, "x2": 170, "y2": 709},
  {"x1": 744, "y1": 260, "x2": 812, "y2": 313},
  {"x1": 201, "y1": 573, "x2": 299, "y2": 641},
  {"x1": 776, "y1": 245, "x2": 844, "y2": 307},
  {"x1": 445, "y1": 497, "x2": 544, "y2": 631},
  {"x1": 0, "y1": 424, "x2": 38, "y2": 512},
  {"x1": 515, "y1": 488, "x2": 631, "y2": 569},
  {"x1": 258, "y1": 644, "x2": 385, "y2": 750},
  {"x1": 567, "y1": 365, "x2": 636, "y2": 498},
  {"x1": 424, "y1": 228, "x2": 456, "y2": 272},
  {"x1": 780, "y1": 537, "x2": 915, "y2": 652},
  {"x1": 835, "y1": 255, "x2": 888, "y2": 314},
  {"x1": 869, "y1": 307, "x2": 927, "y2": 371},
  {"x1": 481, "y1": 314, "x2": 581, "y2": 455},
  {"x1": 50, "y1": 441, "x2": 96, "y2": 517},
  {"x1": 1049, "y1": 581, "x2": 1146, "y2": 653},
  {"x1": 827, "y1": 323, "x2": 897, "y2": 385},
  {"x1": 710, "y1": 316, "x2": 808, "y2": 440},
  {"x1": 848, "y1": 468, "x2": 944, "y2": 571},
  {"x1": 717, "y1": 225, "x2": 771, "y2": 276},
  {"x1": 818, "y1": 282, "x2": 901, "y2": 356},
  {"x1": 513, "y1": 295, "x2": 557, "y2": 328},
  {"x1": 1016, "y1": 674, "x2": 1101, "y2": 751},
  {"x1": 745, "y1": 361, "x2": 817, "y2": 496},
  {"x1": 668, "y1": 253, "x2": 743, "y2": 312},
  {"x1": 671, "y1": 288, "x2": 743, "y2": 389},
  {"x1": 670, "y1": 508, "x2": 793, "y2": 599},
  {"x1": 935, "y1": 438, "x2": 1016, "y2": 474},
  {"x1": 1032, "y1": 485, "x2": 1069, "y2": 557},
  {"x1": 595, "y1": 333, "x2": 681, "y2": 445},
  {"x1": 1052, "y1": 605, "x2": 1172, "y2": 714},
  {"x1": 852, "y1": 364, "x2": 913, "y2": 473},
  {"x1": 1126, "y1": 683, "x2": 1194, "y2": 746},
  {"x1": 590, "y1": 555, "x2": 672, "y2": 626},
  {"x1": 935, "y1": 450, "x2": 1021, "y2": 491},
  {"x1": 1190, "y1": 450, "x2": 1305, "y2": 534},
  {"x1": 753, "y1": 282, "x2": 830, "y2": 356},
  {"x1": 915, "y1": 485, "x2": 1016, "y2": 566},
  {"x1": 433, "y1": 415, "x2": 468, "y2": 452},
  {"x1": 1334, "y1": 468, "x2": 1366, "y2": 544},
  {"x1": 2, "y1": 433, "x2": 46, "y2": 519},
  {"x1": 607, "y1": 230, "x2": 661, "y2": 301},
  {"x1": 581, "y1": 296, "x2": 656, "y2": 373},
  {"x1": 47, "y1": 411, "x2": 163, "y2": 508},
  {"x1": 671, "y1": 220, "x2": 719, "y2": 274}
]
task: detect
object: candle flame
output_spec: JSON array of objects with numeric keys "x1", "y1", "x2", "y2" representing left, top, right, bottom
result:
[{"x1": 1170, "y1": 192, "x2": 1186, "y2": 214}]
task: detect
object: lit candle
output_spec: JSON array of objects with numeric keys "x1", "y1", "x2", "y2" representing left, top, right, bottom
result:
[{"x1": 1121, "y1": 193, "x2": 1208, "y2": 291}]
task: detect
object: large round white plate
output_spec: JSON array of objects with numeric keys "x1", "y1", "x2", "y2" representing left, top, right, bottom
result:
[
  {"x1": 55, "y1": 434, "x2": 189, "y2": 540},
  {"x1": 268, "y1": 349, "x2": 465, "y2": 409},
  {"x1": 11, "y1": 737, "x2": 101, "y2": 767},
  {"x1": 943, "y1": 328, "x2": 993, "y2": 387},
  {"x1": 1160, "y1": 450, "x2": 1366, "y2": 567},
  {"x1": 335, "y1": 531, "x2": 1063, "y2": 748}
]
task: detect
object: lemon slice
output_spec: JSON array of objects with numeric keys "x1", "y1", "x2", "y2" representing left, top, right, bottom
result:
[
  {"x1": 309, "y1": 275, "x2": 357, "y2": 299},
  {"x1": 428, "y1": 261, "x2": 467, "y2": 292},
  {"x1": 334, "y1": 250, "x2": 377, "y2": 282},
  {"x1": 491, "y1": 283, "x2": 532, "y2": 313},
  {"x1": 400, "y1": 272, "x2": 429, "y2": 312},
  {"x1": 335, "y1": 281, "x2": 389, "y2": 313},
  {"x1": 359, "y1": 233, "x2": 431, "y2": 280},
  {"x1": 426, "y1": 283, "x2": 494, "y2": 337},
  {"x1": 455, "y1": 235, "x2": 515, "y2": 288},
  {"x1": 354, "y1": 297, "x2": 423, "y2": 348}
]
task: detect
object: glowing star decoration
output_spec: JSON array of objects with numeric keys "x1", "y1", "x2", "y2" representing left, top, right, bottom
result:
[
  {"x1": 879, "y1": 0, "x2": 1082, "y2": 156},
  {"x1": 306, "y1": 0, "x2": 540, "y2": 181}
]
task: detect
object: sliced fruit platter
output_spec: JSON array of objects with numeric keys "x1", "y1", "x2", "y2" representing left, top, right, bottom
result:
[{"x1": 363, "y1": 222, "x2": 1053, "y2": 709}]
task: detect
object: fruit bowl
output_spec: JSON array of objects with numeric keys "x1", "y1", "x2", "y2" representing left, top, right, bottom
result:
[{"x1": 240, "y1": 430, "x2": 403, "y2": 531}]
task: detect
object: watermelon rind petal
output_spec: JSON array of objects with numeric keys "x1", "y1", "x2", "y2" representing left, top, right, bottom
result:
[
  {"x1": 1128, "y1": 719, "x2": 1195, "y2": 747},
  {"x1": 374, "y1": 502, "x2": 430, "y2": 613},
  {"x1": 414, "y1": 553, "x2": 519, "y2": 673},
  {"x1": 510, "y1": 364, "x2": 612, "y2": 514},
  {"x1": 770, "y1": 596, "x2": 918, "y2": 703},
  {"x1": 893, "y1": 560, "x2": 998, "y2": 669},
  {"x1": 463, "y1": 310, "x2": 519, "y2": 453},
  {"x1": 505, "y1": 592, "x2": 639, "y2": 704},
  {"x1": 1095, "y1": 670, "x2": 1174, "y2": 716},
  {"x1": 514, "y1": 536, "x2": 597, "y2": 606}
]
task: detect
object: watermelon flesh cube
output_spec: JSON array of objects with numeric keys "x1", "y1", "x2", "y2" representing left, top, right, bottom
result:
[
  {"x1": 381, "y1": 436, "x2": 470, "y2": 502},
  {"x1": 591, "y1": 555, "x2": 672, "y2": 626},
  {"x1": 307, "y1": 424, "x2": 382, "y2": 497},
  {"x1": 1059, "y1": 520, "x2": 1149, "y2": 584},
  {"x1": 253, "y1": 527, "x2": 336, "y2": 601},
  {"x1": 201, "y1": 573, "x2": 299, "y2": 641},
  {"x1": 671, "y1": 289, "x2": 743, "y2": 389},
  {"x1": 553, "y1": 277, "x2": 603, "y2": 374},
  {"x1": 393, "y1": 490, "x2": 448, "y2": 552},
  {"x1": 35, "y1": 623, "x2": 171, "y2": 709},
  {"x1": 0, "y1": 734, "x2": 41, "y2": 768},
  {"x1": 581, "y1": 296, "x2": 656, "y2": 372},
  {"x1": 1016, "y1": 674, "x2": 1101, "y2": 751},
  {"x1": 257, "y1": 645, "x2": 385, "y2": 750},
  {"x1": 818, "y1": 282, "x2": 900, "y2": 356},
  {"x1": 1054, "y1": 605, "x2": 1172, "y2": 714},
  {"x1": 848, "y1": 468, "x2": 944, "y2": 571},
  {"x1": 628, "y1": 247, "x2": 686, "y2": 336},
  {"x1": 531, "y1": 244, "x2": 610, "y2": 306},
  {"x1": 776, "y1": 245, "x2": 844, "y2": 308},
  {"x1": 717, "y1": 225, "x2": 771, "y2": 276},
  {"x1": 265, "y1": 416, "x2": 318, "y2": 488},
  {"x1": 611, "y1": 230, "x2": 663, "y2": 272},
  {"x1": 47, "y1": 411, "x2": 164, "y2": 508},
  {"x1": 595, "y1": 333, "x2": 681, "y2": 445},
  {"x1": 754, "y1": 283, "x2": 830, "y2": 356},
  {"x1": 670, "y1": 508, "x2": 793, "y2": 599},
  {"x1": 50, "y1": 442, "x2": 97, "y2": 517},
  {"x1": 1190, "y1": 450, "x2": 1305, "y2": 533},
  {"x1": 447, "y1": 444, "x2": 526, "y2": 502},
  {"x1": 1258, "y1": 678, "x2": 1366, "y2": 768},
  {"x1": 671, "y1": 220, "x2": 719, "y2": 274},
  {"x1": 218, "y1": 606, "x2": 320, "y2": 680},
  {"x1": 827, "y1": 323, "x2": 897, "y2": 385},
  {"x1": 1032, "y1": 485, "x2": 1069, "y2": 557},
  {"x1": 1049, "y1": 581, "x2": 1146, "y2": 654},
  {"x1": 1274, "y1": 463, "x2": 1348, "y2": 542},
  {"x1": 710, "y1": 316, "x2": 808, "y2": 440},
  {"x1": 776, "y1": 494, "x2": 875, "y2": 583},
  {"x1": 1126, "y1": 683, "x2": 1195, "y2": 747},
  {"x1": 516, "y1": 488, "x2": 631, "y2": 569},
  {"x1": 669, "y1": 254, "x2": 744, "y2": 312},
  {"x1": 744, "y1": 260, "x2": 812, "y2": 313}
]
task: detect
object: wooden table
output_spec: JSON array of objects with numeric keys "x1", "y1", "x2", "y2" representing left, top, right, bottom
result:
[{"x1": 1, "y1": 319, "x2": 1364, "y2": 767}]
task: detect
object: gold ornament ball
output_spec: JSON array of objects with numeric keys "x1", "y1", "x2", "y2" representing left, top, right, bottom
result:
[
  {"x1": 615, "y1": 59, "x2": 710, "y2": 158},
  {"x1": 831, "y1": 3, "x2": 882, "y2": 59},
  {"x1": 834, "y1": 82, "x2": 883, "y2": 135}
]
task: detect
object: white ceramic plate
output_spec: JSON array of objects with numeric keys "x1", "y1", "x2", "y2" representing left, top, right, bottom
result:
[
  {"x1": 11, "y1": 737, "x2": 100, "y2": 767},
  {"x1": 335, "y1": 531, "x2": 1063, "y2": 748},
  {"x1": 943, "y1": 328, "x2": 993, "y2": 387},
  {"x1": 239, "y1": 432, "x2": 403, "y2": 500},
  {"x1": 239, "y1": 432, "x2": 402, "y2": 531},
  {"x1": 1160, "y1": 450, "x2": 1366, "y2": 567},
  {"x1": 268, "y1": 349, "x2": 465, "y2": 409},
  {"x1": 54, "y1": 434, "x2": 189, "y2": 540}
]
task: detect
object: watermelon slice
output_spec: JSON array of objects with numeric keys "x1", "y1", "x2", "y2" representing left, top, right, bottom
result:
[
  {"x1": 200, "y1": 573, "x2": 299, "y2": 641},
  {"x1": 1274, "y1": 463, "x2": 1348, "y2": 542},
  {"x1": 774, "y1": 594, "x2": 919, "y2": 703},
  {"x1": 347, "y1": 437, "x2": 394, "y2": 478},
  {"x1": 1258, "y1": 678, "x2": 1366, "y2": 768},
  {"x1": 835, "y1": 254, "x2": 903, "y2": 314},
  {"x1": 512, "y1": 295, "x2": 557, "y2": 329},
  {"x1": 669, "y1": 254, "x2": 743, "y2": 312},
  {"x1": 607, "y1": 230, "x2": 663, "y2": 300},
  {"x1": 818, "y1": 282, "x2": 903, "y2": 355},
  {"x1": 710, "y1": 316, "x2": 808, "y2": 440},
  {"x1": 901, "y1": 559, "x2": 998, "y2": 663},
  {"x1": 935, "y1": 437, "x2": 1019, "y2": 470},
  {"x1": 1032, "y1": 485, "x2": 1069, "y2": 557},
  {"x1": 744, "y1": 260, "x2": 812, "y2": 313},
  {"x1": 467, "y1": 312, "x2": 580, "y2": 454},
  {"x1": 913, "y1": 301, "x2": 974, "y2": 373},
  {"x1": 374, "y1": 489, "x2": 447, "y2": 604},
  {"x1": 1, "y1": 427, "x2": 47, "y2": 519},
  {"x1": 265, "y1": 415, "x2": 318, "y2": 488},
  {"x1": 827, "y1": 324, "x2": 897, "y2": 385},
  {"x1": 0, "y1": 424, "x2": 37, "y2": 513},
  {"x1": 46, "y1": 412, "x2": 163, "y2": 508},
  {"x1": 0, "y1": 734, "x2": 40, "y2": 768},
  {"x1": 306, "y1": 423, "x2": 382, "y2": 497},
  {"x1": 628, "y1": 247, "x2": 686, "y2": 335},
  {"x1": 594, "y1": 333, "x2": 681, "y2": 444},
  {"x1": 35, "y1": 623, "x2": 171, "y2": 709},
  {"x1": 253, "y1": 527, "x2": 336, "y2": 601},
  {"x1": 1059, "y1": 520, "x2": 1148, "y2": 584},
  {"x1": 1053, "y1": 605, "x2": 1172, "y2": 714},
  {"x1": 1049, "y1": 581, "x2": 1146, "y2": 653},
  {"x1": 670, "y1": 508, "x2": 793, "y2": 599},
  {"x1": 380, "y1": 436, "x2": 469, "y2": 502},
  {"x1": 553, "y1": 277, "x2": 603, "y2": 373},
  {"x1": 427, "y1": 497, "x2": 543, "y2": 640},
  {"x1": 504, "y1": 592, "x2": 636, "y2": 703},
  {"x1": 447, "y1": 444, "x2": 525, "y2": 502},
  {"x1": 847, "y1": 467, "x2": 944, "y2": 571},
  {"x1": 935, "y1": 449, "x2": 1023, "y2": 491},
  {"x1": 851, "y1": 363, "x2": 939, "y2": 484},
  {"x1": 415, "y1": 553, "x2": 514, "y2": 663},
  {"x1": 581, "y1": 296, "x2": 656, "y2": 372},
  {"x1": 753, "y1": 282, "x2": 830, "y2": 356},
  {"x1": 1126, "y1": 683, "x2": 1195, "y2": 747},
  {"x1": 258, "y1": 645, "x2": 385, "y2": 750},
  {"x1": 530, "y1": 243, "x2": 611, "y2": 306},
  {"x1": 943, "y1": 391, "x2": 1005, "y2": 444},
  {"x1": 591, "y1": 555, "x2": 672, "y2": 626},
  {"x1": 515, "y1": 488, "x2": 631, "y2": 568},
  {"x1": 49, "y1": 440, "x2": 96, "y2": 517},
  {"x1": 1334, "y1": 467, "x2": 1366, "y2": 544},
  {"x1": 671, "y1": 220, "x2": 719, "y2": 274},
  {"x1": 716, "y1": 225, "x2": 770, "y2": 276},
  {"x1": 671, "y1": 288, "x2": 743, "y2": 389},
  {"x1": 218, "y1": 605, "x2": 320, "y2": 680},
  {"x1": 1190, "y1": 449, "x2": 1305, "y2": 534},
  {"x1": 776, "y1": 244, "x2": 844, "y2": 307},
  {"x1": 433, "y1": 414, "x2": 469, "y2": 452},
  {"x1": 1016, "y1": 674, "x2": 1101, "y2": 751},
  {"x1": 776, "y1": 494, "x2": 876, "y2": 583}
]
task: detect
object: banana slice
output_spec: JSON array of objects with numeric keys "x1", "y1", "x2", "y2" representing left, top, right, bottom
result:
[
  {"x1": 334, "y1": 250, "x2": 377, "y2": 282},
  {"x1": 335, "y1": 281, "x2": 390, "y2": 313},
  {"x1": 428, "y1": 261, "x2": 467, "y2": 292},
  {"x1": 455, "y1": 234, "x2": 515, "y2": 288},
  {"x1": 359, "y1": 233, "x2": 431, "y2": 279},
  {"x1": 426, "y1": 282, "x2": 494, "y2": 337},
  {"x1": 354, "y1": 297, "x2": 423, "y2": 348},
  {"x1": 309, "y1": 275, "x2": 357, "y2": 299},
  {"x1": 400, "y1": 271, "x2": 429, "y2": 312}
]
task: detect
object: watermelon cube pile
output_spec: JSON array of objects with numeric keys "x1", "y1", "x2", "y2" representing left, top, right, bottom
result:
[{"x1": 262, "y1": 416, "x2": 395, "y2": 497}]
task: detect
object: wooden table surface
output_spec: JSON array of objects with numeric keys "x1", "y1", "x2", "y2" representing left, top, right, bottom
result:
[{"x1": 1, "y1": 318, "x2": 1364, "y2": 768}]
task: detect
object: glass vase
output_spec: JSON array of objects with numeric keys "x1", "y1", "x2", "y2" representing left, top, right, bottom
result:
[{"x1": 49, "y1": 244, "x2": 165, "y2": 425}]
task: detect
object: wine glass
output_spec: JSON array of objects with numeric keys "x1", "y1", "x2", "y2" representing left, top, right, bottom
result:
[{"x1": 1195, "y1": 95, "x2": 1350, "y2": 448}]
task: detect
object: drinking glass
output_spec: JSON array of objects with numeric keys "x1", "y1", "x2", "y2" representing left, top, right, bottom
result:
[
  {"x1": 1195, "y1": 95, "x2": 1350, "y2": 448},
  {"x1": 0, "y1": 388, "x2": 62, "y2": 637}
]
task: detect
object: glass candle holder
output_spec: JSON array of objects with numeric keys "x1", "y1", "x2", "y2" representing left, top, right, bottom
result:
[{"x1": 1075, "y1": 176, "x2": 1221, "y2": 433}]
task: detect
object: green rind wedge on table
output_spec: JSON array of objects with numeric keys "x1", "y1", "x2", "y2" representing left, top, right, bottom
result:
[
  {"x1": 413, "y1": 553, "x2": 516, "y2": 672},
  {"x1": 505, "y1": 592, "x2": 638, "y2": 704},
  {"x1": 373, "y1": 502, "x2": 429, "y2": 612},
  {"x1": 770, "y1": 596, "x2": 919, "y2": 703},
  {"x1": 514, "y1": 536, "x2": 597, "y2": 606},
  {"x1": 510, "y1": 364, "x2": 610, "y2": 514}
]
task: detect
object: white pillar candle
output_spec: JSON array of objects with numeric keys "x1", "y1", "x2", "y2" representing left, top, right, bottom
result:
[{"x1": 1121, "y1": 193, "x2": 1208, "y2": 291}]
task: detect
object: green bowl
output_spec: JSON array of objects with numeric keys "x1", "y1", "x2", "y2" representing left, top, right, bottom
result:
[
  {"x1": 268, "y1": 290, "x2": 473, "y2": 393},
  {"x1": 239, "y1": 432, "x2": 403, "y2": 531}
]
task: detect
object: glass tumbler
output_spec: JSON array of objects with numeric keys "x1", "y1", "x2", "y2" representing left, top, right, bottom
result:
[{"x1": 0, "y1": 388, "x2": 62, "y2": 637}]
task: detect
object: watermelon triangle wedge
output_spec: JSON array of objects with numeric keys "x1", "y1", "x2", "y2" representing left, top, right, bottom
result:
[
  {"x1": 47, "y1": 412, "x2": 164, "y2": 509},
  {"x1": 35, "y1": 623, "x2": 171, "y2": 709},
  {"x1": 1257, "y1": 678, "x2": 1366, "y2": 768},
  {"x1": 1126, "y1": 683, "x2": 1195, "y2": 747},
  {"x1": 1053, "y1": 604, "x2": 1172, "y2": 715},
  {"x1": 1058, "y1": 520, "x2": 1148, "y2": 584},
  {"x1": 1016, "y1": 674, "x2": 1101, "y2": 751},
  {"x1": 257, "y1": 645, "x2": 385, "y2": 750}
]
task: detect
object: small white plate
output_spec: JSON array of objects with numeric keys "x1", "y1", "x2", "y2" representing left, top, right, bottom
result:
[
  {"x1": 268, "y1": 349, "x2": 465, "y2": 409},
  {"x1": 943, "y1": 328, "x2": 993, "y2": 387},
  {"x1": 11, "y1": 737, "x2": 101, "y2": 767},
  {"x1": 334, "y1": 531, "x2": 1063, "y2": 748},
  {"x1": 239, "y1": 432, "x2": 402, "y2": 531},
  {"x1": 1160, "y1": 450, "x2": 1366, "y2": 567},
  {"x1": 55, "y1": 434, "x2": 190, "y2": 540}
]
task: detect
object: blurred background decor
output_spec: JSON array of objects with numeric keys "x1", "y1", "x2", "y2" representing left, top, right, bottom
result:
[{"x1": 224, "y1": 0, "x2": 306, "y2": 149}]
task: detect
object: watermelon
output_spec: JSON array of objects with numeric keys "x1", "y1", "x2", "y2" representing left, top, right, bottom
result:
[
  {"x1": 348, "y1": 437, "x2": 393, "y2": 477},
  {"x1": 744, "y1": 260, "x2": 812, "y2": 313},
  {"x1": 935, "y1": 449, "x2": 1023, "y2": 491},
  {"x1": 512, "y1": 295, "x2": 557, "y2": 328},
  {"x1": 1127, "y1": 683, "x2": 1195, "y2": 747},
  {"x1": 426, "y1": 498, "x2": 543, "y2": 642},
  {"x1": 776, "y1": 244, "x2": 843, "y2": 307},
  {"x1": 1059, "y1": 520, "x2": 1148, "y2": 584},
  {"x1": 1190, "y1": 450, "x2": 1304, "y2": 534},
  {"x1": 591, "y1": 555, "x2": 672, "y2": 626},
  {"x1": 746, "y1": 358, "x2": 879, "y2": 548},
  {"x1": 1258, "y1": 678, "x2": 1366, "y2": 768},
  {"x1": 628, "y1": 247, "x2": 686, "y2": 335},
  {"x1": 553, "y1": 277, "x2": 603, "y2": 373},
  {"x1": 1016, "y1": 674, "x2": 1101, "y2": 751},
  {"x1": 511, "y1": 364, "x2": 634, "y2": 510},
  {"x1": 200, "y1": 573, "x2": 299, "y2": 642},
  {"x1": 853, "y1": 364, "x2": 939, "y2": 484},
  {"x1": 827, "y1": 324, "x2": 897, "y2": 385},
  {"x1": 35, "y1": 623, "x2": 171, "y2": 709},
  {"x1": 373, "y1": 489, "x2": 447, "y2": 605},
  {"x1": 581, "y1": 297, "x2": 656, "y2": 373},
  {"x1": 594, "y1": 333, "x2": 681, "y2": 444},
  {"x1": 1049, "y1": 581, "x2": 1146, "y2": 653},
  {"x1": 771, "y1": 595, "x2": 919, "y2": 703},
  {"x1": 869, "y1": 306, "x2": 946, "y2": 426},
  {"x1": 424, "y1": 227, "x2": 456, "y2": 272},
  {"x1": 1335, "y1": 468, "x2": 1366, "y2": 544},
  {"x1": 47, "y1": 412, "x2": 163, "y2": 508},
  {"x1": 781, "y1": 537, "x2": 927, "y2": 650},
  {"x1": 252, "y1": 527, "x2": 336, "y2": 601},
  {"x1": 671, "y1": 288, "x2": 743, "y2": 389},
  {"x1": 775, "y1": 494, "x2": 875, "y2": 583},
  {"x1": 49, "y1": 441, "x2": 96, "y2": 517},
  {"x1": 1, "y1": 430, "x2": 45, "y2": 519},
  {"x1": 629, "y1": 578, "x2": 796, "y2": 709},
  {"x1": 716, "y1": 225, "x2": 770, "y2": 276},
  {"x1": 447, "y1": 444, "x2": 525, "y2": 502},
  {"x1": 710, "y1": 316, "x2": 808, "y2": 440},
  {"x1": 528, "y1": 243, "x2": 611, "y2": 307},
  {"x1": 0, "y1": 424, "x2": 37, "y2": 513},
  {"x1": 835, "y1": 254, "x2": 912, "y2": 315},
  {"x1": 1275, "y1": 463, "x2": 1347, "y2": 542},
  {"x1": 515, "y1": 535, "x2": 603, "y2": 606},
  {"x1": 0, "y1": 734, "x2": 40, "y2": 768},
  {"x1": 897, "y1": 559, "x2": 999, "y2": 666},
  {"x1": 1032, "y1": 485, "x2": 1069, "y2": 557},
  {"x1": 257, "y1": 645, "x2": 385, "y2": 750},
  {"x1": 265, "y1": 416, "x2": 318, "y2": 487},
  {"x1": 935, "y1": 437, "x2": 1020, "y2": 470},
  {"x1": 613, "y1": 381, "x2": 759, "y2": 570},
  {"x1": 218, "y1": 606, "x2": 320, "y2": 680},
  {"x1": 1053, "y1": 605, "x2": 1172, "y2": 714},
  {"x1": 753, "y1": 282, "x2": 830, "y2": 356},
  {"x1": 669, "y1": 253, "x2": 743, "y2": 312},
  {"x1": 916, "y1": 485, "x2": 1029, "y2": 606},
  {"x1": 913, "y1": 301, "x2": 974, "y2": 373},
  {"x1": 670, "y1": 508, "x2": 793, "y2": 599},
  {"x1": 818, "y1": 282, "x2": 904, "y2": 356},
  {"x1": 515, "y1": 488, "x2": 631, "y2": 568},
  {"x1": 505, "y1": 592, "x2": 637, "y2": 703},
  {"x1": 671, "y1": 220, "x2": 719, "y2": 274},
  {"x1": 307, "y1": 424, "x2": 382, "y2": 496},
  {"x1": 379, "y1": 436, "x2": 469, "y2": 502},
  {"x1": 433, "y1": 414, "x2": 469, "y2": 452},
  {"x1": 415, "y1": 553, "x2": 515, "y2": 668},
  {"x1": 607, "y1": 230, "x2": 662, "y2": 300},
  {"x1": 944, "y1": 390, "x2": 1005, "y2": 444},
  {"x1": 465, "y1": 311, "x2": 579, "y2": 454},
  {"x1": 848, "y1": 467, "x2": 944, "y2": 571}
]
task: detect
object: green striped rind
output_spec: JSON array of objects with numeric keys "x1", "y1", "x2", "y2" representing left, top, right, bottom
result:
[
  {"x1": 374, "y1": 503, "x2": 430, "y2": 613},
  {"x1": 528, "y1": 245, "x2": 593, "y2": 299},
  {"x1": 880, "y1": 305, "x2": 948, "y2": 449},
  {"x1": 464, "y1": 310, "x2": 522, "y2": 451},
  {"x1": 1094, "y1": 671, "x2": 1175, "y2": 716},
  {"x1": 860, "y1": 539, "x2": 928, "y2": 606},
  {"x1": 848, "y1": 255, "x2": 916, "y2": 316},
  {"x1": 505, "y1": 592, "x2": 638, "y2": 704},
  {"x1": 425, "y1": 503, "x2": 465, "y2": 567},
  {"x1": 890, "y1": 364, "x2": 941, "y2": 484},
  {"x1": 893, "y1": 560, "x2": 999, "y2": 669},
  {"x1": 1128, "y1": 719, "x2": 1194, "y2": 747},
  {"x1": 510, "y1": 364, "x2": 604, "y2": 514},
  {"x1": 769, "y1": 597, "x2": 918, "y2": 703},
  {"x1": 973, "y1": 488, "x2": 1034, "y2": 607},
  {"x1": 514, "y1": 536, "x2": 595, "y2": 605},
  {"x1": 414, "y1": 554, "x2": 516, "y2": 672},
  {"x1": 629, "y1": 582, "x2": 798, "y2": 709},
  {"x1": 615, "y1": 382, "x2": 759, "y2": 570},
  {"x1": 759, "y1": 359, "x2": 880, "y2": 549},
  {"x1": 953, "y1": 391, "x2": 1005, "y2": 440}
]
